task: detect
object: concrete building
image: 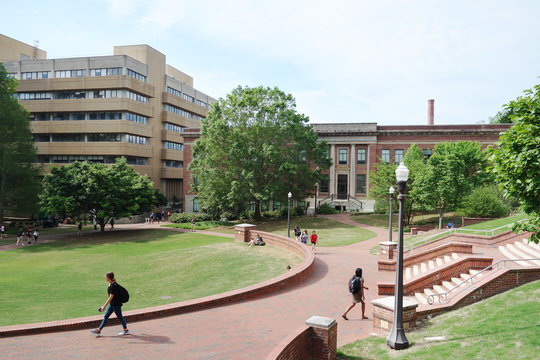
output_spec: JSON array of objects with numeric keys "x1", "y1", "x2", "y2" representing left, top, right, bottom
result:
[{"x1": 1, "y1": 34, "x2": 215, "y2": 207}]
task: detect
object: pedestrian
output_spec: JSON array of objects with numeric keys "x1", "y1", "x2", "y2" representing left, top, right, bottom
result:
[
  {"x1": 77, "y1": 222, "x2": 83, "y2": 236},
  {"x1": 16, "y1": 228, "x2": 23, "y2": 246},
  {"x1": 294, "y1": 225, "x2": 301, "y2": 241},
  {"x1": 26, "y1": 228, "x2": 33, "y2": 245},
  {"x1": 0, "y1": 224, "x2": 6, "y2": 238},
  {"x1": 191, "y1": 218, "x2": 196, "y2": 232},
  {"x1": 310, "y1": 230, "x2": 318, "y2": 252},
  {"x1": 90, "y1": 272, "x2": 129, "y2": 337},
  {"x1": 167, "y1": 211, "x2": 171, "y2": 220},
  {"x1": 342, "y1": 267, "x2": 369, "y2": 320},
  {"x1": 150, "y1": 213, "x2": 154, "y2": 224},
  {"x1": 161, "y1": 210, "x2": 166, "y2": 222},
  {"x1": 110, "y1": 218, "x2": 114, "y2": 231},
  {"x1": 33, "y1": 229, "x2": 39, "y2": 244},
  {"x1": 301, "y1": 230, "x2": 308, "y2": 244}
]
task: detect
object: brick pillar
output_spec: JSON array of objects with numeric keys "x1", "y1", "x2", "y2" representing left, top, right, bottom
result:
[
  {"x1": 371, "y1": 296, "x2": 418, "y2": 335},
  {"x1": 305, "y1": 316, "x2": 337, "y2": 360},
  {"x1": 234, "y1": 224, "x2": 257, "y2": 243},
  {"x1": 379, "y1": 241, "x2": 397, "y2": 260}
]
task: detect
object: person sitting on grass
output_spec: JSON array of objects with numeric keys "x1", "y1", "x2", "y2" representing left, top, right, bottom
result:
[{"x1": 247, "y1": 234, "x2": 265, "y2": 247}]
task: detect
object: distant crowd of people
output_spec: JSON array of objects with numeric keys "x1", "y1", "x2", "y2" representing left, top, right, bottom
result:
[{"x1": 294, "y1": 225, "x2": 318, "y2": 252}]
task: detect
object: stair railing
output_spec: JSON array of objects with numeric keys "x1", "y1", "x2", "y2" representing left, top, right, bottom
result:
[{"x1": 427, "y1": 257, "x2": 540, "y2": 305}]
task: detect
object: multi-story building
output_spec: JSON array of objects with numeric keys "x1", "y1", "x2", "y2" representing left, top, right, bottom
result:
[{"x1": 1, "y1": 34, "x2": 215, "y2": 207}]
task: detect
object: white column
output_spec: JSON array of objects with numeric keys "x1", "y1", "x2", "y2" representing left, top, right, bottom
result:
[
  {"x1": 349, "y1": 144, "x2": 356, "y2": 197},
  {"x1": 329, "y1": 144, "x2": 335, "y2": 198},
  {"x1": 366, "y1": 144, "x2": 371, "y2": 197}
]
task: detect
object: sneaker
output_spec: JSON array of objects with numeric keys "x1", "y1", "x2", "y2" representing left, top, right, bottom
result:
[
  {"x1": 90, "y1": 329, "x2": 101, "y2": 336},
  {"x1": 118, "y1": 330, "x2": 129, "y2": 336}
]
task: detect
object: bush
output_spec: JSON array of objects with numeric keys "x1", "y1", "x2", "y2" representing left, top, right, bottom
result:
[
  {"x1": 168, "y1": 212, "x2": 212, "y2": 223},
  {"x1": 317, "y1": 203, "x2": 338, "y2": 215},
  {"x1": 292, "y1": 205, "x2": 305, "y2": 217},
  {"x1": 458, "y1": 186, "x2": 511, "y2": 218}
]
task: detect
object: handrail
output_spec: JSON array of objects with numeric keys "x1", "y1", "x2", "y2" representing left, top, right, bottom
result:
[
  {"x1": 404, "y1": 218, "x2": 528, "y2": 252},
  {"x1": 427, "y1": 257, "x2": 540, "y2": 305}
]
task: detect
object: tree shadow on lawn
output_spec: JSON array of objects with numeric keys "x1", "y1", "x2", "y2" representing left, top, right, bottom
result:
[{"x1": 14, "y1": 229, "x2": 218, "y2": 253}]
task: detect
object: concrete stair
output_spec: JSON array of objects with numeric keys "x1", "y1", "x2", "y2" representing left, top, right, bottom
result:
[
  {"x1": 413, "y1": 269, "x2": 480, "y2": 305},
  {"x1": 404, "y1": 253, "x2": 460, "y2": 280},
  {"x1": 498, "y1": 239, "x2": 540, "y2": 266}
]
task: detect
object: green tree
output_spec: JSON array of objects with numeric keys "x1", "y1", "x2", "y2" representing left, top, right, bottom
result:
[
  {"x1": 188, "y1": 86, "x2": 331, "y2": 220},
  {"x1": 412, "y1": 141, "x2": 488, "y2": 229},
  {"x1": 489, "y1": 108, "x2": 514, "y2": 124},
  {"x1": 457, "y1": 185, "x2": 510, "y2": 218},
  {"x1": 490, "y1": 83, "x2": 540, "y2": 243},
  {"x1": 370, "y1": 144, "x2": 426, "y2": 226},
  {"x1": 0, "y1": 64, "x2": 41, "y2": 223},
  {"x1": 40, "y1": 158, "x2": 164, "y2": 231}
]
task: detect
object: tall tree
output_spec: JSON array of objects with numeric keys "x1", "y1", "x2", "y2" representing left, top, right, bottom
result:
[
  {"x1": 40, "y1": 158, "x2": 165, "y2": 231},
  {"x1": 189, "y1": 86, "x2": 331, "y2": 220},
  {"x1": 412, "y1": 141, "x2": 488, "y2": 229},
  {"x1": 0, "y1": 64, "x2": 41, "y2": 223},
  {"x1": 490, "y1": 83, "x2": 540, "y2": 243}
]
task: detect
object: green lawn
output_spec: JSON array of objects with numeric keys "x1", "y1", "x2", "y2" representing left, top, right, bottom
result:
[
  {"x1": 253, "y1": 216, "x2": 377, "y2": 247},
  {"x1": 0, "y1": 229, "x2": 301, "y2": 326},
  {"x1": 338, "y1": 279, "x2": 540, "y2": 360},
  {"x1": 163, "y1": 220, "x2": 233, "y2": 231}
]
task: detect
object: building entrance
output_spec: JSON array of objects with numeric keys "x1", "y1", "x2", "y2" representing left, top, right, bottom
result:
[{"x1": 337, "y1": 174, "x2": 348, "y2": 200}]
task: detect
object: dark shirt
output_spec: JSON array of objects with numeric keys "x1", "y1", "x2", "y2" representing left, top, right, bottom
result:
[{"x1": 108, "y1": 282, "x2": 122, "y2": 306}]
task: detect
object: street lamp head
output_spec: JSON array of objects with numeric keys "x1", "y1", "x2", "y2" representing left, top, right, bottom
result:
[
  {"x1": 389, "y1": 186, "x2": 395, "y2": 195},
  {"x1": 288, "y1": 192, "x2": 292, "y2": 199},
  {"x1": 395, "y1": 162, "x2": 409, "y2": 183}
]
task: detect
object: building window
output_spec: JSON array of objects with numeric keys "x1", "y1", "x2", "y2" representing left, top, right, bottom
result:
[
  {"x1": 182, "y1": 93, "x2": 195, "y2": 102},
  {"x1": 90, "y1": 68, "x2": 122, "y2": 76},
  {"x1": 55, "y1": 69, "x2": 85, "y2": 78},
  {"x1": 164, "y1": 122, "x2": 184, "y2": 133},
  {"x1": 33, "y1": 134, "x2": 50, "y2": 142},
  {"x1": 127, "y1": 69, "x2": 147, "y2": 82},
  {"x1": 164, "y1": 160, "x2": 183, "y2": 168},
  {"x1": 126, "y1": 112, "x2": 148, "y2": 124},
  {"x1": 18, "y1": 92, "x2": 52, "y2": 100},
  {"x1": 394, "y1": 149, "x2": 404, "y2": 165},
  {"x1": 299, "y1": 150, "x2": 306, "y2": 163},
  {"x1": 166, "y1": 87, "x2": 181, "y2": 97},
  {"x1": 423, "y1": 149, "x2": 432, "y2": 162},
  {"x1": 126, "y1": 134, "x2": 147, "y2": 145},
  {"x1": 356, "y1": 174, "x2": 366, "y2": 194},
  {"x1": 357, "y1": 148, "x2": 366, "y2": 164},
  {"x1": 193, "y1": 199, "x2": 199, "y2": 212},
  {"x1": 195, "y1": 99, "x2": 207, "y2": 107},
  {"x1": 338, "y1": 148, "x2": 348, "y2": 164},
  {"x1": 126, "y1": 90, "x2": 148, "y2": 103},
  {"x1": 164, "y1": 141, "x2": 183, "y2": 151},
  {"x1": 320, "y1": 175, "x2": 329, "y2": 193},
  {"x1": 87, "y1": 133, "x2": 122, "y2": 142},
  {"x1": 51, "y1": 134, "x2": 84, "y2": 142},
  {"x1": 381, "y1": 149, "x2": 390, "y2": 163},
  {"x1": 22, "y1": 71, "x2": 50, "y2": 79},
  {"x1": 164, "y1": 104, "x2": 195, "y2": 119}
]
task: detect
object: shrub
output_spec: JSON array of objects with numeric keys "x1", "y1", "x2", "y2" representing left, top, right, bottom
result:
[
  {"x1": 292, "y1": 205, "x2": 305, "y2": 217},
  {"x1": 317, "y1": 203, "x2": 337, "y2": 215},
  {"x1": 168, "y1": 212, "x2": 212, "y2": 223},
  {"x1": 458, "y1": 186, "x2": 511, "y2": 218}
]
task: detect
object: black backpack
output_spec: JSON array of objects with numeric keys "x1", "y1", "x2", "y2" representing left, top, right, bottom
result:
[
  {"x1": 116, "y1": 283, "x2": 130, "y2": 303},
  {"x1": 348, "y1": 276, "x2": 360, "y2": 294}
]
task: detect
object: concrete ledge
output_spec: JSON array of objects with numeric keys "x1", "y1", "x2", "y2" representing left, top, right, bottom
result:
[{"x1": 0, "y1": 231, "x2": 315, "y2": 338}]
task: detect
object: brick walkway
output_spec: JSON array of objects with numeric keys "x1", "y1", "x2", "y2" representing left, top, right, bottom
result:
[{"x1": 1, "y1": 215, "x2": 394, "y2": 360}]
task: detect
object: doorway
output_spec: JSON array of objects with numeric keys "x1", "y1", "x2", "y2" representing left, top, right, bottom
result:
[{"x1": 337, "y1": 174, "x2": 348, "y2": 200}]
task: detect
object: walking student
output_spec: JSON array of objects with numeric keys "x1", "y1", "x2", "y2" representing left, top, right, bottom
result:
[
  {"x1": 77, "y1": 222, "x2": 83, "y2": 236},
  {"x1": 301, "y1": 230, "x2": 308, "y2": 244},
  {"x1": 33, "y1": 229, "x2": 39, "y2": 244},
  {"x1": 191, "y1": 218, "x2": 196, "y2": 232},
  {"x1": 26, "y1": 228, "x2": 33, "y2": 245},
  {"x1": 90, "y1": 272, "x2": 129, "y2": 336},
  {"x1": 294, "y1": 225, "x2": 301, "y2": 241},
  {"x1": 342, "y1": 267, "x2": 369, "y2": 320},
  {"x1": 0, "y1": 224, "x2": 6, "y2": 238},
  {"x1": 310, "y1": 230, "x2": 318, "y2": 252},
  {"x1": 16, "y1": 228, "x2": 23, "y2": 246}
]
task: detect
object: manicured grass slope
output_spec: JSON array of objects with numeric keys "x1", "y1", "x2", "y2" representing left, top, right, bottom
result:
[
  {"x1": 254, "y1": 216, "x2": 377, "y2": 247},
  {"x1": 338, "y1": 279, "x2": 540, "y2": 360},
  {"x1": 0, "y1": 230, "x2": 300, "y2": 326}
]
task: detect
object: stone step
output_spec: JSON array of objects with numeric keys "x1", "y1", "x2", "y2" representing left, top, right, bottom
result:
[
  {"x1": 415, "y1": 292, "x2": 428, "y2": 305},
  {"x1": 444, "y1": 255, "x2": 451, "y2": 263},
  {"x1": 424, "y1": 288, "x2": 435, "y2": 296},
  {"x1": 507, "y1": 243, "x2": 540, "y2": 266},
  {"x1": 442, "y1": 280, "x2": 455, "y2": 291},
  {"x1": 515, "y1": 241, "x2": 540, "y2": 258},
  {"x1": 433, "y1": 284, "x2": 446, "y2": 294},
  {"x1": 525, "y1": 238, "x2": 540, "y2": 251},
  {"x1": 498, "y1": 245, "x2": 530, "y2": 266},
  {"x1": 451, "y1": 277, "x2": 463, "y2": 286},
  {"x1": 413, "y1": 265, "x2": 419, "y2": 277},
  {"x1": 420, "y1": 262, "x2": 427, "y2": 273},
  {"x1": 428, "y1": 260, "x2": 435, "y2": 269},
  {"x1": 436, "y1": 257, "x2": 443, "y2": 266},
  {"x1": 405, "y1": 267, "x2": 411, "y2": 280},
  {"x1": 452, "y1": 252, "x2": 459, "y2": 260},
  {"x1": 460, "y1": 273, "x2": 473, "y2": 282},
  {"x1": 469, "y1": 269, "x2": 482, "y2": 277}
]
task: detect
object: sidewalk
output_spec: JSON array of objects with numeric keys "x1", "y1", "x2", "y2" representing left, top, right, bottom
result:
[{"x1": 1, "y1": 215, "x2": 390, "y2": 360}]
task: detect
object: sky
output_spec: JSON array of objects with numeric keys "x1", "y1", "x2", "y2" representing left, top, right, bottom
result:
[{"x1": 2, "y1": 0, "x2": 539, "y2": 125}]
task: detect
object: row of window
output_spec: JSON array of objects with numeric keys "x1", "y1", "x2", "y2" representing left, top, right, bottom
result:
[
  {"x1": 30, "y1": 111, "x2": 147, "y2": 123},
  {"x1": 127, "y1": 69, "x2": 146, "y2": 82},
  {"x1": 335, "y1": 148, "x2": 406, "y2": 165},
  {"x1": 164, "y1": 104, "x2": 194, "y2": 119},
  {"x1": 166, "y1": 87, "x2": 209, "y2": 108},
  {"x1": 38, "y1": 155, "x2": 148, "y2": 165},
  {"x1": 318, "y1": 174, "x2": 367, "y2": 194},
  {"x1": 22, "y1": 71, "x2": 50, "y2": 79},
  {"x1": 18, "y1": 89, "x2": 149, "y2": 103},
  {"x1": 55, "y1": 69, "x2": 86, "y2": 78},
  {"x1": 90, "y1": 68, "x2": 122, "y2": 77},
  {"x1": 164, "y1": 141, "x2": 184, "y2": 151},
  {"x1": 164, "y1": 160, "x2": 183, "y2": 168},
  {"x1": 14, "y1": 68, "x2": 143, "y2": 80},
  {"x1": 34, "y1": 133, "x2": 148, "y2": 145},
  {"x1": 163, "y1": 122, "x2": 184, "y2": 133}
]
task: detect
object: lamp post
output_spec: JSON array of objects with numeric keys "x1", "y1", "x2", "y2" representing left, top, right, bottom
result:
[
  {"x1": 314, "y1": 184, "x2": 318, "y2": 217},
  {"x1": 387, "y1": 162, "x2": 410, "y2": 350},
  {"x1": 287, "y1": 192, "x2": 292, "y2": 238},
  {"x1": 388, "y1": 186, "x2": 395, "y2": 243}
]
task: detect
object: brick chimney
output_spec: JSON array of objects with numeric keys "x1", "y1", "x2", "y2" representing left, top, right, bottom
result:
[{"x1": 427, "y1": 99, "x2": 434, "y2": 125}]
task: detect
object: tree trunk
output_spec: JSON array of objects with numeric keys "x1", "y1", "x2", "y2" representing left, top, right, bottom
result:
[
  {"x1": 99, "y1": 219, "x2": 106, "y2": 232},
  {"x1": 438, "y1": 207, "x2": 444, "y2": 229},
  {"x1": 254, "y1": 200, "x2": 261, "y2": 221}
]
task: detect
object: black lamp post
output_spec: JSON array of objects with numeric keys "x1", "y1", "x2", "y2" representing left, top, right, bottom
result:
[
  {"x1": 287, "y1": 192, "x2": 292, "y2": 238},
  {"x1": 387, "y1": 162, "x2": 410, "y2": 350},
  {"x1": 388, "y1": 186, "x2": 395, "y2": 243}
]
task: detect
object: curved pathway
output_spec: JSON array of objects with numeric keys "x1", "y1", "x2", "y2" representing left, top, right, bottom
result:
[{"x1": 1, "y1": 215, "x2": 394, "y2": 360}]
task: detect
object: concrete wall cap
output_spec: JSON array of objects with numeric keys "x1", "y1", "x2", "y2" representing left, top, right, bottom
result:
[
  {"x1": 379, "y1": 241, "x2": 398, "y2": 246},
  {"x1": 372, "y1": 296, "x2": 418, "y2": 311},
  {"x1": 305, "y1": 315, "x2": 336, "y2": 329},
  {"x1": 235, "y1": 223, "x2": 256, "y2": 228}
]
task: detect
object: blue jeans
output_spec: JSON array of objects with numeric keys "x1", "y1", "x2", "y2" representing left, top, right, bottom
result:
[{"x1": 99, "y1": 304, "x2": 127, "y2": 330}]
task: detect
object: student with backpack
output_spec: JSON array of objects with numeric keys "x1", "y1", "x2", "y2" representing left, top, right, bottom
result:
[
  {"x1": 342, "y1": 267, "x2": 369, "y2": 320},
  {"x1": 90, "y1": 272, "x2": 129, "y2": 336}
]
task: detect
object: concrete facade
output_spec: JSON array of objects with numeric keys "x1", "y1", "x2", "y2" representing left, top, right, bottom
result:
[{"x1": 1, "y1": 34, "x2": 215, "y2": 206}]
